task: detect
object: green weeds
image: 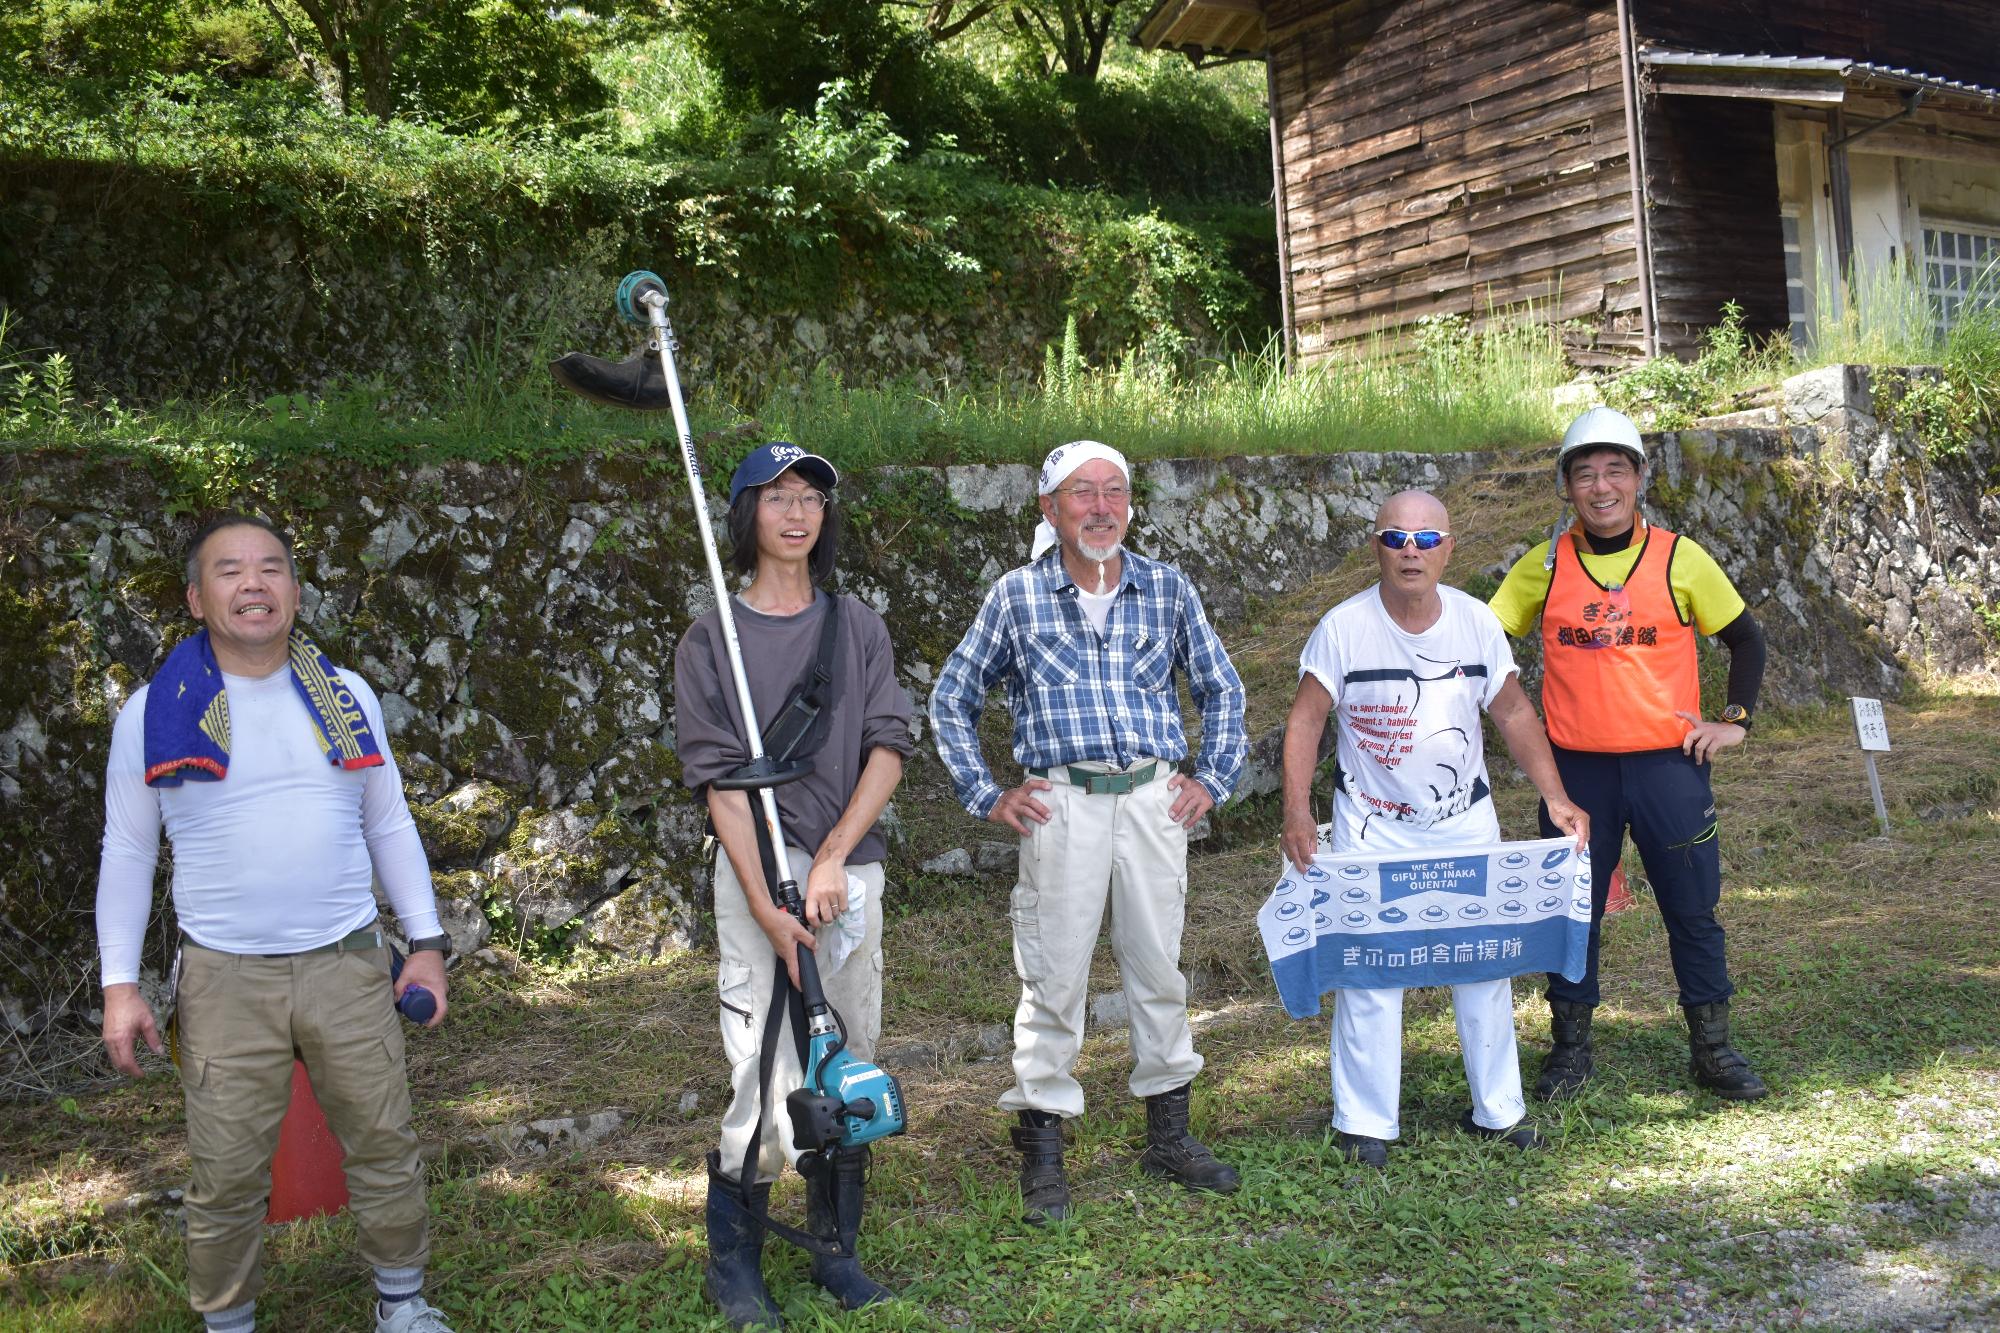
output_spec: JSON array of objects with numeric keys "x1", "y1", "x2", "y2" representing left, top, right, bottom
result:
[{"x1": 5, "y1": 694, "x2": 1997, "y2": 1330}]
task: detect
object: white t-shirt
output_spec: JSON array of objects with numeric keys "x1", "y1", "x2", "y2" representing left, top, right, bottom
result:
[
  {"x1": 1076, "y1": 586, "x2": 1117, "y2": 638},
  {"x1": 1299, "y1": 584, "x2": 1519, "y2": 852},
  {"x1": 95, "y1": 666, "x2": 440, "y2": 985}
]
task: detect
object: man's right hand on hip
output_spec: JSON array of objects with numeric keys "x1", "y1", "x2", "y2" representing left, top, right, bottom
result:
[{"x1": 987, "y1": 778, "x2": 1055, "y2": 837}]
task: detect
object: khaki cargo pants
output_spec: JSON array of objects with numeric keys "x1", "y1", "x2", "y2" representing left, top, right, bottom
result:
[
  {"x1": 176, "y1": 936, "x2": 428, "y2": 1313},
  {"x1": 712, "y1": 849, "x2": 886, "y2": 1185},
  {"x1": 1001, "y1": 760, "x2": 1204, "y2": 1118}
]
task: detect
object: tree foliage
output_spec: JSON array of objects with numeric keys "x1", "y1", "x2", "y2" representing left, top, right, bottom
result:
[
  {"x1": 0, "y1": 0, "x2": 618, "y2": 125},
  {"x1": 1006, "y1": 0, "x2": 1127, "y2": 80}
]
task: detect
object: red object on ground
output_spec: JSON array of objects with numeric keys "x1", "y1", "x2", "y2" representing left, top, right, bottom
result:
[
  {"x1": 1605, "y1": 865, "x2": 1634, "y2": 914},
  {"x1": 267, "y1": 1060, "x2": 349, "y2": 1223}
]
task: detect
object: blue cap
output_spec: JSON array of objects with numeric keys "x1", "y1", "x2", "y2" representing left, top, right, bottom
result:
[{"x1": 728, "y1": 442, "x2": 838, "y2": 503}]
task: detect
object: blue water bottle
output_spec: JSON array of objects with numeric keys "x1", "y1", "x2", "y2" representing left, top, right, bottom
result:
[{"x1": 388, "y1": 947, "x2": 438, "y2": 1024}]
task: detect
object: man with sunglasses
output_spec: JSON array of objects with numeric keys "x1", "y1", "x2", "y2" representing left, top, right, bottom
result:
[
  {"x1": 1489, "y1": 407, "x2": 1769, "y2": 1102},
  {"x1": 1280, "y1": 490, "x2": 1589, "y2": 1167},
  {"x1": 930, "y1": 440, "x2": 1247, "y2": 1224}
]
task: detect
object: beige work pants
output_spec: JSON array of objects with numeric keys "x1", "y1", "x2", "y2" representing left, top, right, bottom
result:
[
  {"x1": 175, "y1": 937, "x2": 428, "y2": 1314},
  {"x1": 1001, "y1": 762, "x2": 1203, "y2": 1118},
  {"x1": 713, "y1": 848, "x2": 885, "y2": 1185}
]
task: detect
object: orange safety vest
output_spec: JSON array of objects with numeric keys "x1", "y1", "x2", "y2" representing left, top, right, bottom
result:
[{"x1": 1540, "y1": 521, "x2": 1699, "y2": 752}]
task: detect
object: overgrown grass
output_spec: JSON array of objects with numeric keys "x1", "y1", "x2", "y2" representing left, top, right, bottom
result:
[
  {"x1": 0, "y1": 311, "x2": 1575, "y2": 472},
  {"x1": 1605, "y1": 263, "x2": 2000, "y2": 455},
  {"x1": 4, "y1": 689, "x2": 1997, "y2": 1330}
]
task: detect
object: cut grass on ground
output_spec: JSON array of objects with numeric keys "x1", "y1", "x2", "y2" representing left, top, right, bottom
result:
[{"x1": 3, "y1": 692, "x2": 1997, "y2": 1331}]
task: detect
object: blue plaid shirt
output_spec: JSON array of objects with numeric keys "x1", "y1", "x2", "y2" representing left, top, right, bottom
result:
[{"x1": 929, "y1": 550, "x2": 1248, "y2": 818}]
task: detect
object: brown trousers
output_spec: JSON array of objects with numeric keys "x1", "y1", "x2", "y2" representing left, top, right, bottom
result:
[{"x1": 176, "y1": 937, "x2": 428, "y2": 1313}]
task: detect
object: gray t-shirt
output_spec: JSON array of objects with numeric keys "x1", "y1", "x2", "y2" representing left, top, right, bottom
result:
[{"x1": 675, "y1": 591, "x2": 913, "y2": 864}]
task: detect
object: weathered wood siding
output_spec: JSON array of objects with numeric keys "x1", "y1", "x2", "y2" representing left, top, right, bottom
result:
[
  {"x1": 1267, "y1": 0, "x2": 1645, "y2": 363},
  {"x1": 1632, "y1": 0, "x2": 2000, "y2": 91},
  {"x1": 1639, "y1": 96, "x2": 1789, "y2": 355}
]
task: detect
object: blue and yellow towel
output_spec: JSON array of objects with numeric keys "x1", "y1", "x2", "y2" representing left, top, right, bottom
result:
[{"x1": 143, "y1": 628, "x2": 383, "y2": 786}]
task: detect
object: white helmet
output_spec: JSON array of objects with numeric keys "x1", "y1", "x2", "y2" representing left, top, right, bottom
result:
[{"x1": 1556, "y1": 406, "x2": 1646, "y2": 485}]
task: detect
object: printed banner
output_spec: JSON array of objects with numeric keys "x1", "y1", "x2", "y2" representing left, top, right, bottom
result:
[{"x1": 1259, "y1": 828, "x2": 1593, "y2": 1019}]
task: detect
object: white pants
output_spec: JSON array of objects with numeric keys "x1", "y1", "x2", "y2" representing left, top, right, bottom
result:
[
  {"x1": 1326, "y1": 793, "x2": 1525, "y2": 1141},
  {"x1": 1330, "y1": 978, "x2": 1525, "y2": 1140},
  {"x1": 1002, "y1": 761, "x2": 1203, "y2": 1118},
  {"x1": 713, "y1": 846, "x2": 885, "y2": 1184}
]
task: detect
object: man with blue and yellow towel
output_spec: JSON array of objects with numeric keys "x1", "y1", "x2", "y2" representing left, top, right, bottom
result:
[{"x1": 95, "y1": 513, "x2": 457, "y2": 1333}]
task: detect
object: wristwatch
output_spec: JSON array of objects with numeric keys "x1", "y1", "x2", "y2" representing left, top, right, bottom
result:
[
  {"x1": 1720, "y1": 704, "x2": 1751, "y2": 731},
  {"x1": 407, "y1": 933, "x2": 454, "y2": 959}
]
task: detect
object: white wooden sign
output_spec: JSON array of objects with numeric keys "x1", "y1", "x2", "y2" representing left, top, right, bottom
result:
[
  {"x1": 1850, "y1": 696, "x2": 1891, "y2": 834},
  {"x1": 1851, "y1": 697, "x2": 1891, "y2": 753}
]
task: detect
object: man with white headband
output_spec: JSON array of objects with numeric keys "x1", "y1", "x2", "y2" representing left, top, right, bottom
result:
[{"x1": 931, "y1": 440, "x2": 1247, "y2": 1225}]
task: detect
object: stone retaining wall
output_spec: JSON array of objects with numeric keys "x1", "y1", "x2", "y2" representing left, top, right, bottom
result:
[{"x1": 1, "y1": 365, "x2": 1992, "y2": 1049}]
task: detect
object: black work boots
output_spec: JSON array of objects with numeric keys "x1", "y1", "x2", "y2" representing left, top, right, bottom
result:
[
  {"x1": 1684, "y1": 999, "x2": 1769, "y2": 1100},
  {"x1": 1011, "y1": 1110, "x2": 1071, "y2": 1224},
  {"x1": 1013, "y1": 1087, "x2": 1239, "y2": 1225},
  {"x1": 1534, "y1": 999, "x2": 1598, "y2": 1100},
  {"x1": 1138, "y1": 1083, "x2": 1241, "y2": 1194},
  {"x1": 1534, "y1": 997, "x2": 1769, "y2": 1102}
]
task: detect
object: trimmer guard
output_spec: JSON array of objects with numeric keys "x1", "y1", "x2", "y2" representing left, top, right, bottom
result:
[{"x1": 549, "y1": 346, "x2": 676, "y2": 411}]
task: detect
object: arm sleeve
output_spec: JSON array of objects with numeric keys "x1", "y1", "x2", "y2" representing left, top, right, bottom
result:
[
  {"x1": 928, "y1": 582, "x2": 1015, "y2": 819},
  {"x1": 350, "y1": 675, "x2": 442, "y2": 940},
  {"x1": 1298, "y1": 612, "x2": 1345, "y2": 703},
  {"x1": 1487, "y1": 549, "x2": 1555, "y2": 638},
  {"x1": 96, "y1": 692, "x2": 163, "y2": 987},
  {"x1": 1176, "y1": 575, "x2": 1248, "y2": 804},
  {"x1": 854, "y1": 603, "x2": 915, "y2": 759},
  {"x1": 1714, "y1": 609, "x2": 1766, "y2": 715},
  {"x1": 673, "y1": 617, "x2": 753, "y2": 792}
]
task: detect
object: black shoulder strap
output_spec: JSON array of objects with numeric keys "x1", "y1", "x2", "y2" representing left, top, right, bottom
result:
[{"x1": 759, "y1": 594, "x2": 843, "y2": 763}]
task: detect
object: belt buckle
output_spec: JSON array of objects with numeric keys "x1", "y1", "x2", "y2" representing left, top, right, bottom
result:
[{"x1": 1085, "y1": 771, "x2": 1136, "y2": 796}]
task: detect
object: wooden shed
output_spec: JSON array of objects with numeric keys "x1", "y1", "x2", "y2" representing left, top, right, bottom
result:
[{"x1": 1135, "y1": 0, "x2": 2000, "y2": 364}]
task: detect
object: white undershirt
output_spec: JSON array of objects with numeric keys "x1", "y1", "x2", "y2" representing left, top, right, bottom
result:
[
  {"x1": 1076, "y1": 586, "x2": 1117, "y2": 638},
  {"x1": 95, "y1": 666, "x2": 441, "y2": 985}
]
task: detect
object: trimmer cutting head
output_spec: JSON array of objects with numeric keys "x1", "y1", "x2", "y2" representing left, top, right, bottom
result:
[{"x1": 549, "y1": 269, "x2": 677, "y2": 409}]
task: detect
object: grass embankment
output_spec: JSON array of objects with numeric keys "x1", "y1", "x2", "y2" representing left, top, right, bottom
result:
[
  {"x1": 0, "y1": 314, "x2": 1577, "y2": 476},
  {"x1": 4, "y1": 603, "x2": 1997, "y2": 1328}
]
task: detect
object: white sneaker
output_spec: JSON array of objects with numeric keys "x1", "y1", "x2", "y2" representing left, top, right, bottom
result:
[{"x1": 374, "y1": 1296, "x2": 455, "y2": 1333}]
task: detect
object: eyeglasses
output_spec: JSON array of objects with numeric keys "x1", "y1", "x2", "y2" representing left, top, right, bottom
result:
[
  {"x1": 1376, "y1": 528, "x2": 1450, "y2": 551},
  {"x1": 1056, "y1": 484, "x2": 1131, "y2": 505},
  {"x1": 761, "y1": 489, "x2": 829, "y2": 513}
]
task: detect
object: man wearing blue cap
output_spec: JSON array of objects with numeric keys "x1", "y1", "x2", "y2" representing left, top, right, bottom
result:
[{"x1": 675, "y1": 444, "x2": 915, "y2": 1327}]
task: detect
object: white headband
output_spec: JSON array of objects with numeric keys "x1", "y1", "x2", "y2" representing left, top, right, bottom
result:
[{"x1": 1031, "y1": 440, "x2": 1130, "y2": 560}]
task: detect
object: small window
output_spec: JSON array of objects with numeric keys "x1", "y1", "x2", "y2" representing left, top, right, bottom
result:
[{"x1": 1922, "y1": 221, "x2": 2000, "y2": 339}]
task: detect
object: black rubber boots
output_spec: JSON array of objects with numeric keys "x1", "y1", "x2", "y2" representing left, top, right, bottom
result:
[
  {"x1": 703, "y1": 1151, "x2": 781, "y2": 1329},
  {"x1": 800, "y1": 1148, "x2": 892, "y2": 1309}
]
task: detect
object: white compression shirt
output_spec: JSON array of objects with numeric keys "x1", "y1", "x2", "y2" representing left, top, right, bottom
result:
[{"x1": 95, "y1": 665, "x2": 442, "y2": 985}]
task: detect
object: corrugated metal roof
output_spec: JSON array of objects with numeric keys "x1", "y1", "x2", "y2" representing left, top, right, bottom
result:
[{"x1": 1641, "y1": 50, "x2": 2000, "y2": 106}]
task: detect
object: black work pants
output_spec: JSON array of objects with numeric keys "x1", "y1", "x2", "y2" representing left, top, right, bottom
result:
[{"x1": 1537, "y1": 744, "x2": 1734, "y2": 1008}]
